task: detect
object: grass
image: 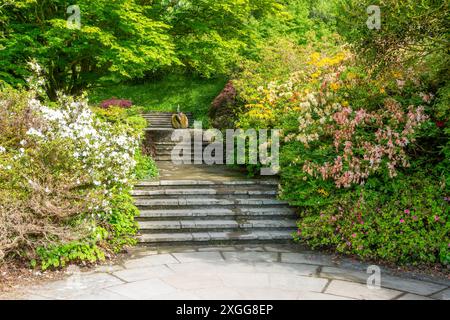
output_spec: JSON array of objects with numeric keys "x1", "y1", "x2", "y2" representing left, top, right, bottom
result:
[{"x1": 88, "y1": 74, "x2": 227, "y2": 125}]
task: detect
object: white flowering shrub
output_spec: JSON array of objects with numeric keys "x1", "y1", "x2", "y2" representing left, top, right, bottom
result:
[
  {"x1": 29, "y1": 95, "x2": 139, "y2": 197},
  {"x1": 0, "y1": 73, "x2": 148, "y2": 268}
]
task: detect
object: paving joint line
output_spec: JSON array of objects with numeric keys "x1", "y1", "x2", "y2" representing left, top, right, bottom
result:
[
  {"x1": 321, "y1": 279, "x2": 332, "y2": 294},
  {"x1": 169, "y1": 252, "x2": 182, "y2": 264},
  {"x1": 425, "y1": 286, "x2": 449, "y2": 298},
  {"x1": 391, "y1": 291, "x2": 407, "y2": 300},
  {"x1": 219, "y1": 251, "x2": 227, "y2": 261},
  {"x1": 107, "y1": 272, "x2": 129, "y2": 284},
  {"x1": 315, "y1": 265, "x2": 323, "y2": 278}
]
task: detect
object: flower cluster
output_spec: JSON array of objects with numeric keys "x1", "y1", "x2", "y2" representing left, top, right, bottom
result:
[
  {"x1": 238, "y1": 49, "x2": 348, "y2": 129},
  {"x1": 100, "y1": 98, "x2": 133, "y2": 109},
  {"x1": 301, "y1": 99, "x2": 427, "y2": 187},
  {"x1": 240, "y1": 47, "x2": 429, "y2": 188},
  {"x1": 26, "y1": 94, "x2": 140, "y2": 210}
]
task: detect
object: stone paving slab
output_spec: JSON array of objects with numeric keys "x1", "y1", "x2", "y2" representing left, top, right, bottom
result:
[
  {"x1": 281, "y1": 253, "x2": 336, "y2": 266},
  {"x1": 193, "y1": 287, "x2": 244, "y2": 300},
  {"x1": 269, "y1": 274, "x2": 328, "y2": 292},
  {"x1": 161, "y1": 274, "x2": 223, "y2": 290},
  {"x1": 296, "y1": 291, "x2": 355, "y2": 300},
  {"x1": 222, "y1": 251, "x2": 279, "y2": 263},
  {"x1": 380, "y1": 275, "x2": 447, "y2": 296},
  {"x1": 397, "y1": 293, "x2": 434, "y2": 300},
  {"x1": 4, "y1": 245, "x2": 449, "y2": 300},
  {"x1": 106, "y1": 279, "x2": 176, "y2": 299},
  {"x1": 123, "y1": 253, "x2": 179, "y2": 269},
  {"x1": 172, "y1": 251, "x2": 224, "y2": 263},
  {"x1": 26, "y1": 273, "x2": 125, "y2": 300},
  {"x1": 320, "y1": 266, "x2": 371, "y2": 283},
  {"x1": 325, "y1": 280, "x2": 402, "y2": 300},
  {"x1": 254, "y1": 262, "x2": 318, "y2": 276},
  {"x1": 242, "y1": 246, "x2": 266, "y2": 252},
  {"x1": 72, "y1": 289, "x2": 131, "y2": 300},
  {"x1": 167, "y1": 261, "x2": 256, "y2": 275},
  {"x1": 219, "y1": 273, "x2": 270, "y2": 289},
  {"x1": 237, "y1": 288, "x2": 300, "y2": 300},
  {"x1": 431, "y1": 288, "x2": 450, "y2": 300},
  {"x1": 113, "y1": 265, "x2": 175, "y2": 282},
  {"x1": 147, "y1": 290, "x2": 201, "y2": 300},
  {"x1": 197, "y1": 246, "x2": 236, "y2": 252}
]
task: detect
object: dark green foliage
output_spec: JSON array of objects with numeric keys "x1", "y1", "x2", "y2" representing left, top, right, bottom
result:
[
  {"x1": 150, "y1": 0, "x2": 283, "y2": 77},
  {"x1": 0, "y1": 0, "x2": 177, "y2": 98}
]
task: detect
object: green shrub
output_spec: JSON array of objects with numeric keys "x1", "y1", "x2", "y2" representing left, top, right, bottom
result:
[
  {"x1": 103, "y1": 191, "x2": 140, "y2": 253},
  {"x1": 292, "y1": 173, "x2": 449, "y2": 265},
  {"x1": 0, "y1": 80, "x2": 152, "y2": 269},
  {"x1": 134, "y1": 150, "x2": 159, "y2": 180},
  {"x1": 36, "y1": 241, "x2": 106, "y2": 270}
]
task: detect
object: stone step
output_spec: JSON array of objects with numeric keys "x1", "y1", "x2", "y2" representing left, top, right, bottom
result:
[
  {"x1": 145, "y1": 129, "x2": 211, "y2": 143},
  {"x1": 143, "y1": 116, "x2": 190, "y2": 118},
  {"x1": 154, "y1": 144, "x2": 211, "y2": 149},
  {"x1": 142, "y1": 114, "x2": 194, "y2": 117},
  {"x1": 156, "y1": 155, "x2": 218, "y2": 161},
  {"x1": 137, "y1": 207, "x2": 295, "y2": 220},
  {"x1": 133, "y1": 185, "x2": 278, "y2": 194},
  {"x1": 155, "y1": 143, "x2": 211, "y2": 149},
  {"x1": 146, "y1": 123, "x2": 174, "y2": 126},
  {"x1": 154, "y1": 141, "x2": 210, "y2": 145},
  {"x1": 143, "y1": 116, "x2": 193, "y2": 119},
  {"x1": 135, "y1": 180, "x2": 279, "y2": 187},
  {"x1": 131, "y1": 189, "x2": 277, "y2": 197},
  {"x1": 142, "y1": 113, "x2": 195, "y2": 129},
  {"x1": 146, "y1": 124, "x2": 176, "y2": 127},
  {"x1": 144, "y1": 119, "x2": 176, "y2": 122},
  {"x1": 137, "y1": 230, "x2": 294, "y2": 244},
  {"x1": 142, "y1": 112, "x2": 193, "y2": 114},
  {"x1": 155, "y1": 150, "x2": 208, "y2": 156},
  {"x1": 154, "y1": 152, "x2": 214, "y2": 160},
  {"x1": 142, "y1": 113, "x2": 193, "y2": 118},
  {"x1": 134, "y1": 197, "x2": 289, "y2": 207},
  {"x1": 138, "y1": 219, "x2": 297, "y2": 233},
  {"x1": 154, "y1": 156, "x2": 222, "y2": 162},
  {"x1": 143, "y1": 117, "x2": 175, "y2": 120}
]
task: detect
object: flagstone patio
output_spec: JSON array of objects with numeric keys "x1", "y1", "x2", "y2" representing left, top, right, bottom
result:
[{"x1": 3, "y1": 245, "x2": 449, "y2": 300}]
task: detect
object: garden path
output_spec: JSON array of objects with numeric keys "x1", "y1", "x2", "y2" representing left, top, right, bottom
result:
[{"x1": 3, "y1": 245, "x2": 449, "y2": 300}]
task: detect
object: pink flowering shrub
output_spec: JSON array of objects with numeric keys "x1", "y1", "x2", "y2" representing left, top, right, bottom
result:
[
  {"x1": 100, "y1": 98, "x2": 133, "y2": 109},
  {"x1": 241, "y1": 45, "x2": 429, "y2": 187},
  {"x1": 209, "y1": 81, "x2": 237, "y2": 129},
  {"x1": 301, "y1": 99, "x2": 428, "y2": 188}
]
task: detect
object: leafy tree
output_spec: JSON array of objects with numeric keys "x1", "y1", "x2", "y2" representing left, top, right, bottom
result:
[
  {"x1": 254, "y1": 0, "x2": 337, "y2": 45},
  {"x1": 0, "y1": 0, "x2": 178, "y2": 99},
  {"x1": 335, "y1": 0, "x2": 449, "y2": 71},
  {"x1": 149, "y1": 0, "x2": 283, "y2": 77}
]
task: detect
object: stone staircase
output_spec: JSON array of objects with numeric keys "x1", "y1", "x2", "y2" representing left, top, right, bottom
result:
[
  {"x1": 132, "y1": 179, "x2": 297, "y2": 245},
  {"x1": 152, "y1": 140, "x2": 210, "y2": 162},
  {"x1": 135, "y1": 112, "x2": 297, "y2": 246},
  {"x1": 144, "y1": 121, "x2": 213, "y2": 162},
  {"x1": 142, "y1": 112, "x2": 194, "y2": 129}
]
